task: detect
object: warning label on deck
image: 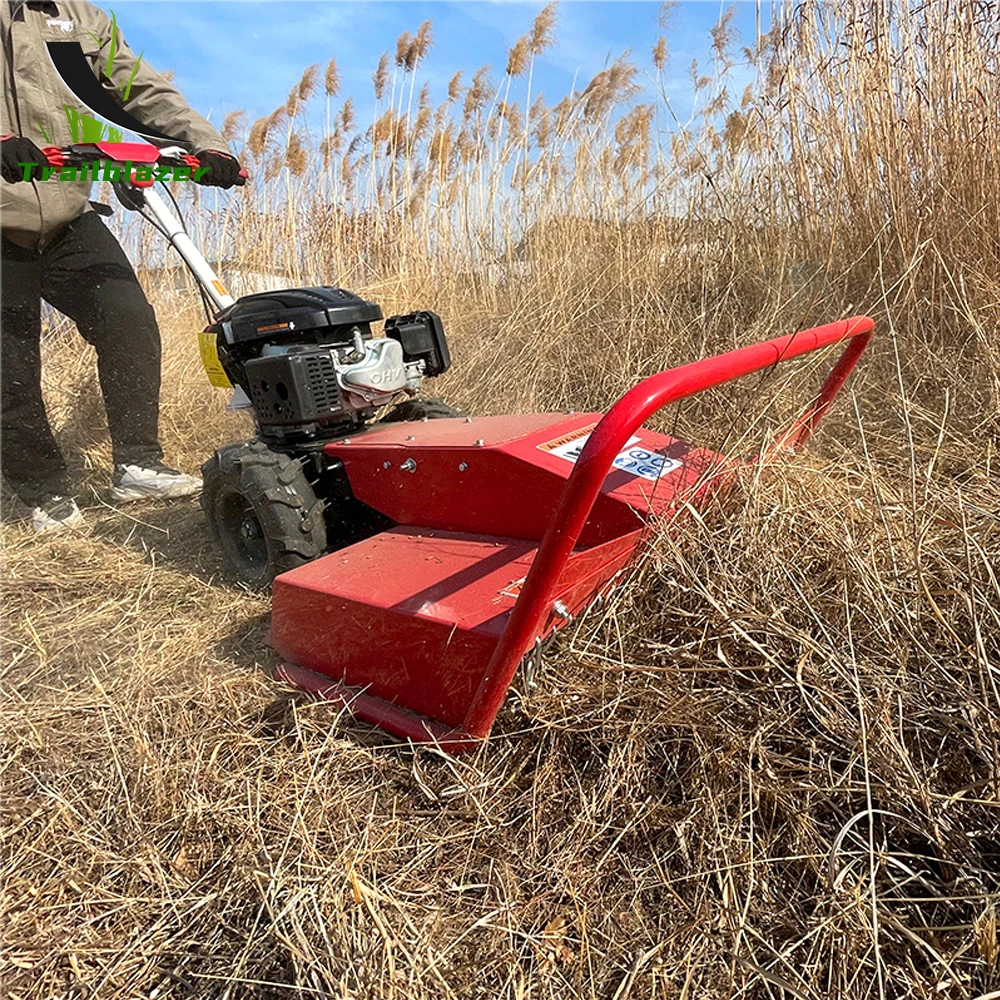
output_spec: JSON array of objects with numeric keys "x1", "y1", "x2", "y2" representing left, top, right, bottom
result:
[
  {"x1": 537, "y1": 424, "x2": 599, "y2": 461},
  {"x1": 611, "y1": 444, "x2": 683, "y2": 481},
  {"x1": 538, "y1": 427, "x2": 682, "y2": 482}
]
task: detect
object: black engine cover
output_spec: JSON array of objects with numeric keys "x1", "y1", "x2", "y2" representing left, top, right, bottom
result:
[
  {"x1": 210, "y1": 287, "x2": 383, "y2": 350},
  {"x1": 244, "y1": 350, "x2": 346, "y2": 427}
]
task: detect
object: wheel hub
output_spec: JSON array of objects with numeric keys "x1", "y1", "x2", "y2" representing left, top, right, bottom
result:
[{"x1": 240, "y1": 517, "x2": 261, "y2": 541}]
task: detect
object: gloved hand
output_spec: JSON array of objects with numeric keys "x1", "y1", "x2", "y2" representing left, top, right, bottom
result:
[
  {"x1": 193, "y1": 149, "x2": 245, "y2": 189},
  {"x1": 1, "y1": 136, "x2": 47, "y2": 183}
]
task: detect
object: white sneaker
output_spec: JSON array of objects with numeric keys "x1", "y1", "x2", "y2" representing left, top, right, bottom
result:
[
  {"x1": 31, "y1": 495, "x2": 86, "y2": 534},
  {"x1": 110, "y1": 461, "x2": 202, "y2": 502}
]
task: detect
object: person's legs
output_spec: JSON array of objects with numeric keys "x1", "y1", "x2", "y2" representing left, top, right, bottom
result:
[
  {"x1": 39, "y1": 212, "x2": 164, "y2": 468},
  {"x1": 0, "y1": 236, "x2": 72, "y2": 506}
]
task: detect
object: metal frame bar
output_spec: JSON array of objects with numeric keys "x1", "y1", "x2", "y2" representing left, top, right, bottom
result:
[
  {"x1": 457, "y1": 315, "x2": 875, "y2": 743},
  {"x1": 140, "y1": 188, "x2": 235, "y2": 313}
]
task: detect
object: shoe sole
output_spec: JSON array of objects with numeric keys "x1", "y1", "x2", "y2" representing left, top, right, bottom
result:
[{"x1": 110, "y1": 482, "x2": 202, "y2": 503}]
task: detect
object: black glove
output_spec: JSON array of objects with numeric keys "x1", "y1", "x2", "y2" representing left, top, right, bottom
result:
[
  {"x1": 193, "y1": 149, "x2": 245, "y2": 189},
  {"x1": 1, "y1": 136, "x2": 47, "y2": 183}
]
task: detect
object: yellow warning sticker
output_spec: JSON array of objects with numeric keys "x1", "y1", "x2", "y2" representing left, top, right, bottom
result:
[{"x1": 198, "y1": 330, "x2": 232, "y2": 388}]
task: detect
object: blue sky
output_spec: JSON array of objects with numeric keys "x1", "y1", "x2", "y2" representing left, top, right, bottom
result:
[{"x1": 94, "y1": 2, "x2": 765, "y2": 143}]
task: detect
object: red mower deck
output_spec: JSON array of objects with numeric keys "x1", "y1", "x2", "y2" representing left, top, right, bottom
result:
[{"x1": 274, "y1": 316, "x2": 875, "y2": 751}]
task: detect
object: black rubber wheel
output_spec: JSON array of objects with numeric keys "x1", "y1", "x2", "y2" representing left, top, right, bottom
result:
[
  {"x1": 201, "y1": 439, "x2": 327, "y2": 588},
  {"x1": 378, "y1": 397, "x2": 466, "y2": 422}
]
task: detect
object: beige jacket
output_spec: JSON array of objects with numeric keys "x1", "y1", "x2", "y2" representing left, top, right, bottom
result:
[{"x1": 1, "y1": 0, "x2": 230, "y2": 246}]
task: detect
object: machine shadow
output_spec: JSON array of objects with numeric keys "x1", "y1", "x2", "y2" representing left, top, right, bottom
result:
[
  {"x1": 88, "y1": 501, "x2": 400, "y2": 750},
  {"x1": 213, "y1": 607, "x2": 412, "y2": 753},
  {"x1": 88, "y1": 496, "x2": 228, "y2": 585}
]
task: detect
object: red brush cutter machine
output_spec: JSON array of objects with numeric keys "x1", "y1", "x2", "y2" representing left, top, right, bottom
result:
[{"x1": 65, "y1": 142, "x2": 875, "y2": 752}]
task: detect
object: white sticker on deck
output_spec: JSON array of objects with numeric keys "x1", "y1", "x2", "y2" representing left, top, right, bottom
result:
[
  {"x1": 538, "y1": 428, "x2": 683, "y2": 481},
  {"x1": 612, "y1": 444, "x2": 683, "y2": 481}
]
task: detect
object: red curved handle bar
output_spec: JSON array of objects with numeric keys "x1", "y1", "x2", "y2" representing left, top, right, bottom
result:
[{"x1": 457, "y1": 315, "x2": 875, "y2": 743}]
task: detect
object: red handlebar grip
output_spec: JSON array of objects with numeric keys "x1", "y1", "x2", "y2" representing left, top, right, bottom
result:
[{"x1": 42, "y1": 145, "x2": 66, "y2": 167}]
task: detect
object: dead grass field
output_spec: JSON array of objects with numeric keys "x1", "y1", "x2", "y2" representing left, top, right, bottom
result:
[{"x1": 3, "y1": 3, "x2": 999, "y2": 997}]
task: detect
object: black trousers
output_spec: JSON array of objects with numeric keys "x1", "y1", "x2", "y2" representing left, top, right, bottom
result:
[{"x1": 1, "y1": 212, "x2": 163, "y2": 506}]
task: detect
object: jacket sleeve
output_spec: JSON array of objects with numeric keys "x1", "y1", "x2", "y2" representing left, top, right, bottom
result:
[{"x1": 83, "y1": 3, "x2": 231, "y2": 154}]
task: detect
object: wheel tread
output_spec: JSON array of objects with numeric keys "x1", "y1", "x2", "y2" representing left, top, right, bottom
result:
[{"x1": 201, "y1": 438, "x2": 327, "y2": 587}]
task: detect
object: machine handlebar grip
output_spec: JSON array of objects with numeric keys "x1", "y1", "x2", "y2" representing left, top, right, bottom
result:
[
  {"x1": 168, "y1": 152, "x2": 247, "y2": 186},
  {"x1": 42, "y1": 145, "x2": 67, "y2": 167}
]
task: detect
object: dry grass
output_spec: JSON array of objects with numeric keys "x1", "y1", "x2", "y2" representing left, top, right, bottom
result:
[{"x1": 3, "y1": 2, "x2": 999, "y2": 997}]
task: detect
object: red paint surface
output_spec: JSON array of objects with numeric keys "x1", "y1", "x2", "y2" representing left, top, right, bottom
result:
[
  {"x1": 461, "y1": 316, "x2": 875, "y2": 741},
  {"x1": 92, "y1": 141, "x2": 163, "y2": 162},
  {"x1": 326, "y1": 412, "x2": 725, "y2": 545},
  {"x1": 270, "y1": 526, "x2": 642, "y2": 729}
]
